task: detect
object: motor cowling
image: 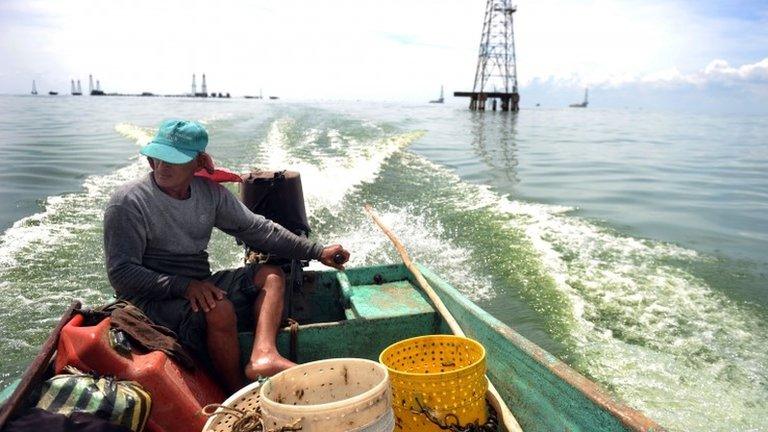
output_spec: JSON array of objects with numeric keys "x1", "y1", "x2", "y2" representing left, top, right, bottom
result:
[{"x1": 240, "y1": 170, "x2": 310, "y2": 236}]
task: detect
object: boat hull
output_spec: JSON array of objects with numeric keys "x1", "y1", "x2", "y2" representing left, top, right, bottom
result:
[
  {"x1": 2, "y1": 263, "x2": 665, "y2": 432},
  {"x1": 238, "y1": 263, "x2": 665, "y2": 432}
]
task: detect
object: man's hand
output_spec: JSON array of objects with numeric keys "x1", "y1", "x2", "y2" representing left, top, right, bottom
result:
[
  {"x1": 185, "y1": 280, "x2": 226, "y2": 312},
  {"x1": 319, "y1": 244, "x2": 350, "y2": 270}
]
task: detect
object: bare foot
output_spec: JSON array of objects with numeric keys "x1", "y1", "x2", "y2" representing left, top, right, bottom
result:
[{"x1": 245, "y1": 350, "x2": 296, "y2": 380}]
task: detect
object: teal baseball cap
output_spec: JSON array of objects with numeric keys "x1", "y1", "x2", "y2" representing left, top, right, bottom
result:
[{"x1": 140, "y1": 119, "x2": 208, "y2": 164}]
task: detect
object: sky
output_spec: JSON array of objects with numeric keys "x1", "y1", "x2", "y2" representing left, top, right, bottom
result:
[{"x1": 0, "y1": 0, "x2": 766, "y2": 113}]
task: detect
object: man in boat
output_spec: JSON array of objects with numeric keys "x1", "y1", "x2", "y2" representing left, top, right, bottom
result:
[{"x1": 103, "y1": 119, "x2": 350, "y2": 393}]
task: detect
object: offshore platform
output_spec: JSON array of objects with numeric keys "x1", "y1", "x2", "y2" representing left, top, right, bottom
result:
[
  {"x1": 454, "y1": 0, "x2": 520, "y2": 111},
  {"x1": 191, "y1": 73, "x2": 209, "y2": 97},
  {"x1": 190, "y1": 73, "x2": 230, "y2": 98},
  {"x1": 71, "y1": 79, "x2": 82, "y2": 96},
  {"x1": 89, "y1": 75, "x2": 104, "y2": 96}
]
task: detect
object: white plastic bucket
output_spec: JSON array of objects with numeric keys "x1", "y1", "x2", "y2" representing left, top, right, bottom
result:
[{"x1": 260, "y1": 358, "x2": 393, "y2": 432}]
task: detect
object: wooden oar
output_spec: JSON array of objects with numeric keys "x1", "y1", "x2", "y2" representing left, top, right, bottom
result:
[{"x1": 363, "y1": 204, "x2": 523, "y2": 432}]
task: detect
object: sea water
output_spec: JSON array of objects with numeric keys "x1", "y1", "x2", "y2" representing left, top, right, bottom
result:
[{"x1": 0, "y1": 95, "x2": 766, "y2": 431}]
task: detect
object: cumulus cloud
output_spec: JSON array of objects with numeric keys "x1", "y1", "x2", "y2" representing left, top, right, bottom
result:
[
  {"x1": 701, "y1": 58, "x2": 768, "y2": 83},
  {"x1": 527, "y1": 58, "x2": 768, "y2": 90},
  {"x1": 637, "y1": 58, "x2": 768, "y2": 88}
]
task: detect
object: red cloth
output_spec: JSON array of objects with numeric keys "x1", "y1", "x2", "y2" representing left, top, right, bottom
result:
[
  {"x1": 194, "y1": 168, "x2": 242, "y2": 183},
  {"x1": 192, "y1": 153, "x2": 242, "y2": 183}
]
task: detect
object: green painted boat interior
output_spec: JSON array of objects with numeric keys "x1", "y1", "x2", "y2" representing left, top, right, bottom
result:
[
  {"x1": 238, "y1": 264, "x2": 449, "y2": 366},
  {"x1": 237, "y1": 263, "x2": 660, "y2": 432}
]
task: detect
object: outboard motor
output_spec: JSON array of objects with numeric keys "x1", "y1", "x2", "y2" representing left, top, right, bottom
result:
[
  {"x1": 240, "y1": 170, "x2": 310, "y2": 238},
  {"x1": 239, "y1": 170, "x2": 310, "y2": 323}
]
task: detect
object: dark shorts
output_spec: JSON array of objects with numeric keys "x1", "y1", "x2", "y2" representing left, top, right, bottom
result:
[{"x1": 131, "y1": 264, "x2": 261, "y2": 364}]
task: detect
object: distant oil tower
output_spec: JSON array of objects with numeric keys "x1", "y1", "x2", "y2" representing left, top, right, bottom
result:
[
  {"x1": 191, "y1": 73, "x2": 208, "y2": 97},
  {"x1": 89, "y1": 75, "x2": 105, "y2": 96},
  {"x1": 71, "y1": 79, "x2": 82, "y2": 96},
  {"x1": 454, "y1": 0, "x2": 520, "y2": 111}
]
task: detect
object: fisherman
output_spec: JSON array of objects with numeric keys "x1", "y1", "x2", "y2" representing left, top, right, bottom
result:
[{"x1": 103, "y1": 119, "x2": 349, "y2": 393}]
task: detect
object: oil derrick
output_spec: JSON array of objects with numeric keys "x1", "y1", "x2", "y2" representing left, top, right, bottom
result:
[
  {"x1": 191, "y1": 73, "x2": 208, "y2": 97},
  {"x1": 71, "y1": 79, "x2": 82, "y2": 96},
  {"x1": 90, "y1": 75, "x2": 104, "y2": 96},
  {"x1": 455, "y1": 0, "x2": 520, "y2": 111}
]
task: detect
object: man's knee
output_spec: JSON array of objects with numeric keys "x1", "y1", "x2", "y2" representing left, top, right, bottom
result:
[
  {"x1": 254, "y1": 265, "x2": 285, "y2": 293},
  {"x1": 205, "y1": 299, "x2": 236, "y2": 331}
]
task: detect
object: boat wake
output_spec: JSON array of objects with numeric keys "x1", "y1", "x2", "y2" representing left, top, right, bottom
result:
[
  {"x1": 311, "y1": 206, "x2": 497, "y2": 302},
  {"x1": 498, "y1": 195, "x2": 768, "y2": 431},
  {"x1": 253, "y1": 116, "x2": 496, "y2": 301},
  {"x1": 0, "y1": 125, "x2": 150, "y2": 267},
  {"x1": 260, "y1": 117, "x2": 424, "y2": 215},
  {"x1": 370, "y1": 152, "x2": 768, "y2": 432}
]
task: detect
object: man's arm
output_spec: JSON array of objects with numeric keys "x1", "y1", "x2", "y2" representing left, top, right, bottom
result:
[
  {"x1": 103, "y1": 204, "x2": 191, "y2": 300},
  {"x1": 214, "y1": 186, "x2": 324, "y2": 260}
]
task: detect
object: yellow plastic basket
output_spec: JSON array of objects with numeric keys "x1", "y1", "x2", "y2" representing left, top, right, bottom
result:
[{"x1": 379, "y1": 335, "x2": 487, "y2": 431}]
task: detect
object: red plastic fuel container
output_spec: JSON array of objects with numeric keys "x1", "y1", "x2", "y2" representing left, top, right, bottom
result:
[{"x1": 55, "y1": 314, "x2": 225, "y2": 432}]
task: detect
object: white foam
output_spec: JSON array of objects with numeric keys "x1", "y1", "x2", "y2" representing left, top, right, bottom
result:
[
  {"x1": 0, "y1": 124, "x2": 150, "y2": 266},
  {"x1": 115, "y1": 122, "x2": 153, "y2": 147},
  {"x1": 261, "y1": 117, "x2": 424, "y2": 215},
  {"x1": 0, "y1": 162, "x2": 148, "y2": 266},
  {"x1": 307, "y1": 207, "x2": 495, "y2": 301},
  {"x1": 326, "y1": 128, "x2": 344, "y2": 150},
  {"x1": 199, "y1": 112, "x2": 235, "y2": 125}
]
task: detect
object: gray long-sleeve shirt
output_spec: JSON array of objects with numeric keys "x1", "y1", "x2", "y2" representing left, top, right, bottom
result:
[{"x1": 103, "y1": 173, "x2": 324, "y2": 302}]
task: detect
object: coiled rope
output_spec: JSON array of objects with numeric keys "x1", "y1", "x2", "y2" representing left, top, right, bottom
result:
[
  {"x1": 200, "y1": 403, "x2": 302, "y2": 432},
  {"x1": 410, "y1": 397, "x2": 499, "y2": 432}
]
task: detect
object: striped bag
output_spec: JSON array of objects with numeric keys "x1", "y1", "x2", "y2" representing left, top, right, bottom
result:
[{"x1": 36, "y1": 367, "x2": 151, "y2": 432}]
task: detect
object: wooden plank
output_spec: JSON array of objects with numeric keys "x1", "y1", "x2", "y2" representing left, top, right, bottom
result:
[{"x1": 0, "y1": 301, "x2": 81, "y2": 428}]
